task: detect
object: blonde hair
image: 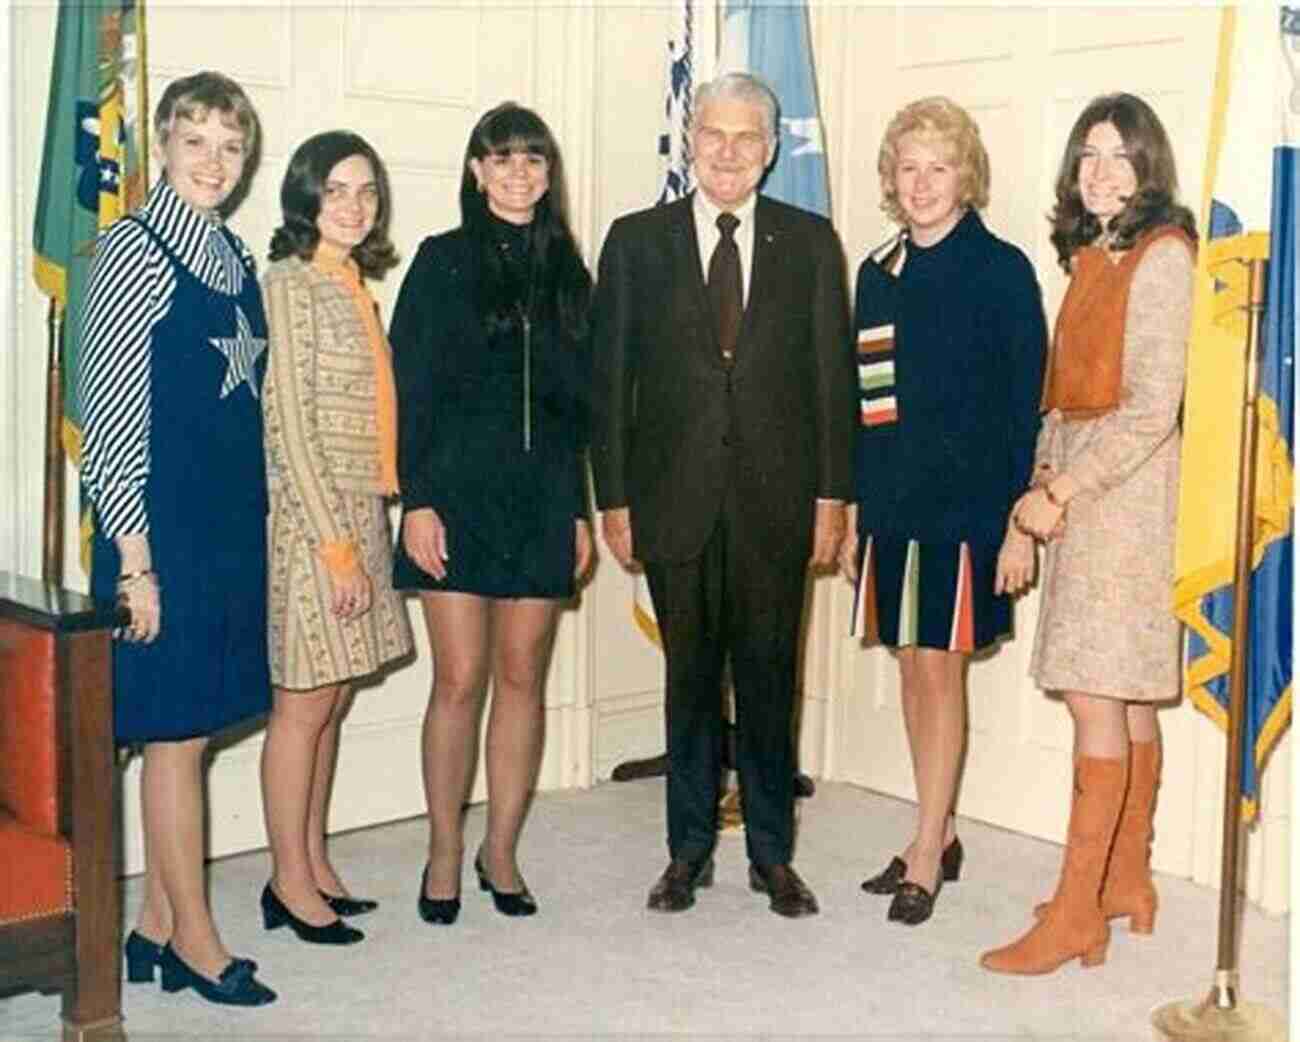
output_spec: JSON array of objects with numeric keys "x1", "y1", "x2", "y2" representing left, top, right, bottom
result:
[
  {"x1": 877, "y1": 96, "x2": 990, "y2": 226},
  {"x1": 154, "y1": 70, "x2": 259, "y2": 155}
]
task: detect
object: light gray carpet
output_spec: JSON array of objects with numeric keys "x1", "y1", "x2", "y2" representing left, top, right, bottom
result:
[{"x1": 1, "y1": 780, "x2": 1288, "y2": 1042}]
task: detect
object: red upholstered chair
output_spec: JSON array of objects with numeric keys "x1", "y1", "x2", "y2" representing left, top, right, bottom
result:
[{"x1": 0, "y1": 571, "x2": 124, "y2": 1042}]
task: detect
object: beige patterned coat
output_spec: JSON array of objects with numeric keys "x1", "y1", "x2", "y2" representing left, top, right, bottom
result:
[
  {"x1": 262, "y1": 256, "x2": 412, "y2": 690},
  {"x1": 1030, "y1": 237, "x2": 1194, "y2": 702}
]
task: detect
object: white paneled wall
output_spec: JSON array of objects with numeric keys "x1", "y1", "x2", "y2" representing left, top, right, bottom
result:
[
  {"x1": 0, "y1": 2, "x2": 19, "y2": 577},
  {"x1": 3, "y1": 3, "x2": 1288, "y2": 914}
]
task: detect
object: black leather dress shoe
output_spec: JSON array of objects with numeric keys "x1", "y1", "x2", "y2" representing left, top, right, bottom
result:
[
  {"x1": 124, "y1": 930, "x2": 165, "y2": 983},
  {"x1": 125, "y1": 930, "x2": 257, "y2": 983},
  {"x1": 748, "y1": 863, "x2": 819, "y2": 918},
  {"x1": 646, "y1": 857, "x2": 715, "y2": 912},
  {"x1": 417, "y1": 865, "x2": 461, "y2": 925},
  {"x1": 887, "y1": 879, "x2": 941, "y2": 925},
  {"x1": 474, "y1": 854, "x2": 537, "y2": 917},
  {"x1": 860, "y1": 856, "x2": 908, "y2": 895},
  {"x1": 159, "y1": 946, "x2": 276, "y2": 1006},
  {"x1": 260, "y1": 884, "x2": 364, "y2": 944},
  {"x1": 320, "y1": 891, "x2": 379, "y2": 917},
  {"x1": 861, "y1": 837, "x2": 963, "y2": 895}
]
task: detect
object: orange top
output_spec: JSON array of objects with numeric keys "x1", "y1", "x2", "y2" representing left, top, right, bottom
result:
[
  {"x1": 313, "y1": 254, "x2": 400, "y2": 496},
  {"x1": 1041, "y1": 225, "x2": 1195, "y2": 418}
]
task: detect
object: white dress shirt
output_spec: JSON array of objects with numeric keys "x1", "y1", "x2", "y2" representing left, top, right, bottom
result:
[{"x1": 692, "y1": 191, "x2": 758, "y2": 304}]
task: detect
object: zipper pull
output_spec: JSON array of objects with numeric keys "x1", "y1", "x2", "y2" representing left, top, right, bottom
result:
[{"x1": 522, "y1": 310, "x2": 532, "y2": 453}]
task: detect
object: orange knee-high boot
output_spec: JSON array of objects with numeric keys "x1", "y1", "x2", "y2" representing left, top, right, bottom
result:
[
  {"x1": 1031, "y1": 739, "x2": 1161, "y2": 929},
  {"x1": 980, "y1": 755, "x2": 1127, "y2": 975},
  {"x1": 1100, "y1": 739, "x2": 1160, "y2": 933}
]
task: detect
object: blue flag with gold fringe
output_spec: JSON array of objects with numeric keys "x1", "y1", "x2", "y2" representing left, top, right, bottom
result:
[
  {"x1": 719, "y1": 0, "x2": 829, "y2": 217},
  {"x1": 1173, "y1": 6, "x2": 1295, "y2": 817}
]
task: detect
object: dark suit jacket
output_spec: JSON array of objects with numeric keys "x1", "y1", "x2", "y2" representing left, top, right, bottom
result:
[{"x1": 590, "y1": 194, "x2": 855, "y2": 565}]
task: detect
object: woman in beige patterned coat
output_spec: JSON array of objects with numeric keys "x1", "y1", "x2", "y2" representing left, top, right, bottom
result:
[
  {"x1": 259, "y1": 131, "x2": 412, "y2": 945},
  {"x1": 980, "y1": 94, "x2": 1196, "y2": 976}
]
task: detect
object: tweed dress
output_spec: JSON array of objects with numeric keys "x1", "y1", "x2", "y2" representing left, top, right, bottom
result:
[
  {"x1": 262, "y1": 256, "x2": 412, "y2": 690},
  {"x1": 1030, "y1": 235, "x2": 1194, "y2": 701}
]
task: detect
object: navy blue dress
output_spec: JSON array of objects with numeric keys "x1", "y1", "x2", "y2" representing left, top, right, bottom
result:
[
  {"x1": 390, "y1": 222, "x2": 590, "y2": 599},
  {"x1": 90, "y1": 218, "x2": 271, "y2": 743},
  {"x1": 850, "y1": 210, "x2": 1046, "y2": 651}
]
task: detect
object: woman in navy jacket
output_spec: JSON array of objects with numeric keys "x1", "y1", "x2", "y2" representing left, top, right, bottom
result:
[
  {"x1": 391, "y1": 103, "x2": 592, "y2": 924},
  {"x1": 841, "y1": 97, "x2": 1047, "y2": 926}
]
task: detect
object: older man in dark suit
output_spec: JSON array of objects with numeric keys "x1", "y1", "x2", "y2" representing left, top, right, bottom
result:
[{"x1": 591, "y1": 72, "x2": 855, "y2": 917}]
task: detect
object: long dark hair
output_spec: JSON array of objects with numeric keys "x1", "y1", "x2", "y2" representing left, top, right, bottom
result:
[
  {"x1": 1048, "y1": 93, "x2": 1196, "y2": 271},
  {"x1": 459, "y1": 103, "x2": 591, "y2": 341},
  {"x1": 269, "y1": 130, "x2": 398, "y2": 278}
]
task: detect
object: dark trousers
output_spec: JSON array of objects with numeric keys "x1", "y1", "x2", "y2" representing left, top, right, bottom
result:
[{"x1": 642, "y1": 490, "x2": 809, "y2": 868}]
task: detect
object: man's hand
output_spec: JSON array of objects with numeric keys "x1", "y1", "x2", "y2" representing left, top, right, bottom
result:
[
  {"x1": 810, "y1": 499, "x2": 846, "y2": 570},
  {"x1": 403, "y1": 507, "x2": 448, "y2": 580},
  {"x1": 601, "y1": 507, "x2": 638, "y2": 570}
]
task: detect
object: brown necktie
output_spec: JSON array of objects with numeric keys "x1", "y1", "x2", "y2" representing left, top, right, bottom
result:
[{"x1": 707, "y1": 212, "x2": 742, "y2": 364}]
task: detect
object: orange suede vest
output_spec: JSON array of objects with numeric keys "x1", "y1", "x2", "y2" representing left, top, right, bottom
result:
[{"x1": 1041, "y1": 225, "x2": 1194, "y2": 418}]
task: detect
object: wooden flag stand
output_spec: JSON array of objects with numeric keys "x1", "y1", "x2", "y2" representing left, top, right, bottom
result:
[{"x1": 1151, "y1": 258, "x2": 1286, "y2": 1041}]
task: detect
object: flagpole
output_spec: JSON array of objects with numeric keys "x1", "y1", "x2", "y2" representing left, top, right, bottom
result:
[
  {"x1": 42, "y1": 298, "x2": 65, "y2": 586},
  {"x1": 1151, "y1": 258, "x2": 1285, "y2": 1042}
]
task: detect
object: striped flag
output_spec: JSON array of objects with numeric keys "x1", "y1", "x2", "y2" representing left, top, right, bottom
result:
[
  {"x1": 1173, "y1": 5, "x2": 1295, "y2": 817},
  {"x1": 33, "y1": 0, "x2": 148, "y2": 470},
  {"x1": 718, "y1": 0, "x2": 829, "y2": 216},
  {"x1": 657, "y1": 0, "x2": 696, "y2": 205}
]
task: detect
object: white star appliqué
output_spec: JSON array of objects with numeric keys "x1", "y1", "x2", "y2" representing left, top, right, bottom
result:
[
  {"x1": 782, "y1": 117, "x2": 825, "y2": 158},
  {"x1": 209, "y1": 304, "x2": 266, "y2": 400}
]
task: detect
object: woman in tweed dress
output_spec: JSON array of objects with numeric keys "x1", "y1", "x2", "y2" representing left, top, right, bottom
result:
[
  {"x1": 259, "y1": 131, "x2": 412, "y2": 945},
  {"x1": 981, "y1": 94, "x2": 1196, "y2": 976}
]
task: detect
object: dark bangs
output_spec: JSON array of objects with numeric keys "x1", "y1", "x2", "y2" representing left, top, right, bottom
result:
[{"x1": 470, "y1": 106, "x2": 555, "y2": 163}]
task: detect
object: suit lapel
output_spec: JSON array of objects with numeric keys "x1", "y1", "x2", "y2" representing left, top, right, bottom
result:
[
  {"x1": 666, "y1": 193, "x2": 726, "y2": 367},
  {"x1": 736, "y1": 196, "x2": 782, "y2": 369}
]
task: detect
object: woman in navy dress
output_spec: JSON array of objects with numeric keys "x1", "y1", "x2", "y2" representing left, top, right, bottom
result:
[
  {"x1": 80, "y1": 72, "x2": 275, "y2": 1005},
  {"x1": 391, "y1": 103, "x2": 592, "y2": 923},
  {"x1": 840, "y1": 97, "x2": 1046, "y2": 925}
]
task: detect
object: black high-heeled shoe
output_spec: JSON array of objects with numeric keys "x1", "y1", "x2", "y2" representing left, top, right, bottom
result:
[
  {"x1": 158, "y1": 945, "x2": 276, "y2": 1006},
  {"x1": 417, "y1": 865, "x2": 461, "y2": 925},
  {"x1": 124, "y1": 930, "x2": 165, "y2": 983},
  {"x1": 887, "y1": 876, "x2": 942, "y2": 926},
  {"x1": 474, "y1": 853, "x2": 537, "y2": 917},
  {"x1": 260, "y1": 884, "x2": 364, "y2": 945},
  {"x1": 320, "y1": 890, "x2": 378, "y2": 917},
  {"x1": 861, "y1": 836, "x2": 964, "y2": 895},
  {"x1": 125, "y1": 930, "x2": 258, "y2": 983}
]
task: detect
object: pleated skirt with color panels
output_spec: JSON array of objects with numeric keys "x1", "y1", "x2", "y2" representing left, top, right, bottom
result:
[{"x1": 850, "y1": 534, "x2": 1010, "y2": 652}]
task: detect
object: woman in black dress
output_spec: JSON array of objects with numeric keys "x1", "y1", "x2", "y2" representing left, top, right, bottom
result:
[{"x1": 391, "y1": 103, "x2": 592, "y2": 923}]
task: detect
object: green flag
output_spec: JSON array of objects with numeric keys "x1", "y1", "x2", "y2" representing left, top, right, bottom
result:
[{"x1": 33, "y1": 0, "x2": 148, "y2": 465}]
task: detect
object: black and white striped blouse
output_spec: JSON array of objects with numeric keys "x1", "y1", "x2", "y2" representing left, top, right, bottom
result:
[{"x1": 79, "y1": 180, "x2": 256, "y2": 540}]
